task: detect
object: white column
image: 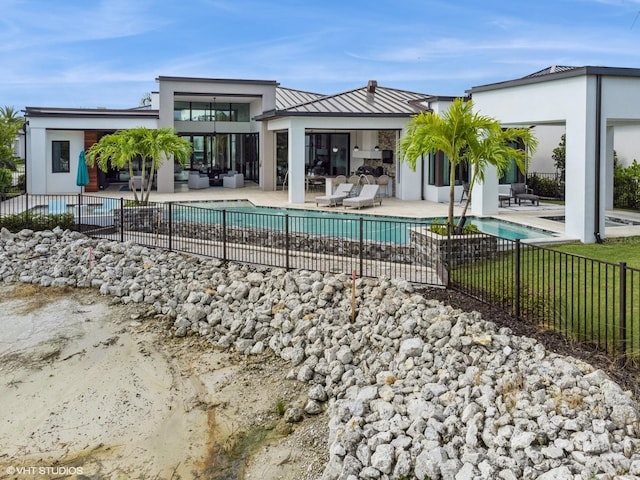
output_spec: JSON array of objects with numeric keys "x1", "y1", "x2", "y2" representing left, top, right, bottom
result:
[
  {"x1": 288, "y1": 122, "x2": 306, "y2": 204},
  {"x1": 471, "y1": 164, "x2": 499, "y2": 216},
  {"x1": 28, "y1": 127, "x2": 47, "y2": 194},
  {"x1": 604, "y1": 125, "x2": 615, "y2": 211},
  {"x1": 261, "y1": 124, "x2": 275, "y2": 191},
  {"x1": 565, "y1": 111, "x2": 597, "y2": 243},
  {"x1": 156, "y1": 84, "x2": 175, "y2": 193}
]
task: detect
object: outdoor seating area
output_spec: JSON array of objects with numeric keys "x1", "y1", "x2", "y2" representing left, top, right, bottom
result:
[{"x1": 315, "y1": 183, "x2": 354, "y2": 207}]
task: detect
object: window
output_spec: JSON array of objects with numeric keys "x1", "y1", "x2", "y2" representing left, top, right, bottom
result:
[
  {"x1": 173, "y1": 101, "x2": 252, "y2": 122},
  {"x1": 52, "y1": 141, "x2": 70, "y2": 173}
]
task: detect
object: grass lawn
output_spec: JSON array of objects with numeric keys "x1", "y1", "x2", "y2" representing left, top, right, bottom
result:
[
  {"x1": 551, "y1": 236, "x2": 640, "y2": 269},
  {"x1": 453, "y1": 235, "x2": 640, "y2": 358}
]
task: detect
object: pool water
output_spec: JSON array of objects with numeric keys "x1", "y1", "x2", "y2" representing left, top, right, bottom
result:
[
  {"x1": 174, "y1": 200, "x2": 556, "y2": 242},
  {"x1": 543, "y1": 215, "x2": 640, "y2": 228}
]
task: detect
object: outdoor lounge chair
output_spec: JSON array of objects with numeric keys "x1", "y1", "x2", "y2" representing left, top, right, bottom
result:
[
  {"x1": 510, "y1": 183, "x2": 540, "y2": 205},
  {"x1": 343, "y1": 184, "x2": 381, "y2": 209},
  {"x1": 48, "y1": 199, "x2": 67, "y2": 214},
  {"x1": 315, "y1": 183, "x2": 354, "y2": 207}
]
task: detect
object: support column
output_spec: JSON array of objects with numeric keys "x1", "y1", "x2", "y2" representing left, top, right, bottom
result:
[
  {"x1": 157, "y1": 85, "x2": 175, "y2": 193},
  {"x1": 471, "y1": 164, "x2": 499, "y2": 216},
  {"x1": 604, "y1": 125, "x2": 615, "y2": 211},
  {"x1": 288, "y1": 122, "x2": 306, "y2": 204},
  {"x1": 565, "y1": 111, "x2": 597, "y2": 243},
  {"x1": 261, "y1": 123, "x2": 275, "y2": 191}
]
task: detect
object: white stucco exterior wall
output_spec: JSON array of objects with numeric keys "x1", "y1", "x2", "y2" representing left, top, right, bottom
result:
[
  {"x1": 25, "y1": 114, "x2": 157, "y2": 194},
  {"x1": 472, "y1": 75, "x2": 599, "y2": 242}
]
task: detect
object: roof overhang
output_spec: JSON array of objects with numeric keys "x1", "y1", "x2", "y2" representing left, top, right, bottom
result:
[
  {"x1": 468, "y1": 66, "x2": 640, "y2": 94},
  {"x1": 24, "y1": 106, "x2": 159, "y2": 119}
]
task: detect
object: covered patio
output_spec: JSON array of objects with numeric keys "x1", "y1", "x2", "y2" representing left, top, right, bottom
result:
[{"x1": 468, "y1": 66, "x2": 640, "y2": 243}]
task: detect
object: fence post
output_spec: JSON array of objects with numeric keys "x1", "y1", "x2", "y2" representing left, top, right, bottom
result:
[
  {"x1": 222, "y1": 209, "x2": 227, "y2": 263},
  {"x1": 285, "y1": 214, "x2": 290, "y2": 271},
  {"x1": 119, "y1": 197, "x2": 124, "y2": 243},
  {"x1": 77, "y1": 193, "x2": 82, "y2": 229},
  {"x1": 515, "y1": 239, "x2": 521, "y2": 319},
  {"x1": 620, "y1": 262, "x2": 627, "y2": 359},
  {"x1": 168, "y1": 202, "x2": 173, "y2": 252},
  {"x1": 359, "y1": 217, "x2": 364, "y2": 277}
]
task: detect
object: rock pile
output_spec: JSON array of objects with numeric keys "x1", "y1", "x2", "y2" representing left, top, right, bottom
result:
[{"x1": 1, "y1": 227, "x2": 640, "y2": 479}]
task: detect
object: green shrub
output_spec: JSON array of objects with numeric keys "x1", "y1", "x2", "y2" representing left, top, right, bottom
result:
[
  {"x1": 528, "y1": 175, "x2": 561, "y2": 198},
  {"x1": 0, "y1": 212, "x2": 75, "y2": 232},
  {"x1": 430, "y1": 219, "x2": 480, "y2": 236},
  {"x1": 613, "y1": 160, "x2": 640, "y2": 210},
  {"x1": 0, "y1": 168, "x2": 11, "y2": 198}
]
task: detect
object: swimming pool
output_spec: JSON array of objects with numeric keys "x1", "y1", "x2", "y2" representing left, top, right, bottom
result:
[{"x1": 173, "y1": 200, "x2": 556, "y2": 242}]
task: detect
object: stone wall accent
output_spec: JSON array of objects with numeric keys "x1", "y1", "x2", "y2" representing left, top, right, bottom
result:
[{"x1": 410, "y1": 227, "x2": 499, "y2": 268}]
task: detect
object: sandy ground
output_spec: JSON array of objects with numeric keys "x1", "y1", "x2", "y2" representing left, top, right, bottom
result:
[{"x1": 0, "y1": 285, "x2": 327, "y2": 480}]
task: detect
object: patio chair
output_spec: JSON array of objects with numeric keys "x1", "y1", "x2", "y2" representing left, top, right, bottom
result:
[
  {"x1": 315, "y1": 183, "x2": 354, "y2": 207},
  {"x1": 48, "y1": 199, "x2": 67, "y2": 214},
  {"x1": 511, "y1": 183, "x2": 540, "y2": 206},
  {"x1": 188, "y1": 171, "x2": 210, "y2": 189},
  {"x1": 460, "y1": 182, "x2": 469, "y2": 203},
  {"x1": 223, "y1": 173, "x2": 244, "y2": 188},
  {"x1": 343, "y1": 184, "x2": 382, "y2": 209},
  {"x1": 332, "y1": 175, "x2": 347, "y2": 188},
  {"x1": 377, "y1": 174, "x2": 391, "y2": 197}
]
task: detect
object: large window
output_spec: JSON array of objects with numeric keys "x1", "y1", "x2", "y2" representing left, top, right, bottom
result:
[
  {"x1": 173, "y1": 101, "x2": 250, "y2": 122},
  {"x1": 428, "y1": 151, "x2": 468, "y2": 186},
  {"x1": 306, "y1": 133, "x2": 349, "y2": 176},
  {"x1": 181, "y1": 133, "x2": 259, "y2": 181},
  {"x1": 52, "y1": 141, "x2": 70, "y2": 173}
]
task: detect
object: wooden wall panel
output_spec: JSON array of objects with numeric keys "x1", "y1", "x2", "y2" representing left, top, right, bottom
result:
[{"x1": 84, "y1": 131, "x2": 99, "y2": 192}]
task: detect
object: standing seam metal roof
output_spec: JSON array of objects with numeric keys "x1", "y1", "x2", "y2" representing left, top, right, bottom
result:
[
  {"x1": 274, "y1": 84, "x2": 432, "y2": 116},
  {"x1": 276, "y1": 87, "x2": 325, "y2": 110}
]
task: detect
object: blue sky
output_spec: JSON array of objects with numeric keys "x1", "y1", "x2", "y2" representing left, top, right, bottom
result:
[{"x1": 2, "y1": 0, "x2": 640, "y2": 110}]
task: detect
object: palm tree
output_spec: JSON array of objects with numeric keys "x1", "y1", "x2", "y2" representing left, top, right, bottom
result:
[
  {"x1": 86, "y1": 127, "x2": 192, "y2": 204},
  {"x1": 399, "y1": 98, "x2": 495, "y2": 236},
  {"x1": 399, "y1": 98, "x2": 538, "y2": 235},
  {"x1": 0, "y1": 106, "x2": 23, "y2": 171},
  {"x1": 0, "y1": 106, "x2": 23, "y2": 128},
  {"x1": 458, "y1": 126, "x2": 538, "y2": 233}
]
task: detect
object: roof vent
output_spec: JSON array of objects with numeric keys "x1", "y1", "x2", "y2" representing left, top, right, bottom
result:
[{"x1": 367, "y1": 80, "x2": 377, "y2": 94}]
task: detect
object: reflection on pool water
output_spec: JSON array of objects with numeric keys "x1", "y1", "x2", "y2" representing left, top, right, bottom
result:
[{"x1": 174, "y1": 200, "x2": 557, "y2": 242}]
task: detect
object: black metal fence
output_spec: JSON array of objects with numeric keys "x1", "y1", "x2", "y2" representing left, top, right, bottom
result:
[
  {"x1": 451, "y1": 237, "x2": 640, "y2": 360},
  {"x1": 2, "y1": 193, "x2": 639, "y2": 360}
]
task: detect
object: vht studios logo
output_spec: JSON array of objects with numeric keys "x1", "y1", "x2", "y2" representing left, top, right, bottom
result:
[{"x1": 6, "y1": 466, "x2": 84, "y2": 476}]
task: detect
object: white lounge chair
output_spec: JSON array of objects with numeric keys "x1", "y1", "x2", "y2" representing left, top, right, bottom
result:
[
  {"x1": 315, "y1": 183, "x2": 354, "y2": 207},
  {"x1": 343, "y1": 184, "x2": 382, "y2": 209}
]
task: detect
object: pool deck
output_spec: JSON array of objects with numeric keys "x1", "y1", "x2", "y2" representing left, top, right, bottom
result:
[{"x1": 32, "y1": 181, "x2": 640, "y2": 243}]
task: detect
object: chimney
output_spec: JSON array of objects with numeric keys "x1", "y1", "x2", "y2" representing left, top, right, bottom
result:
[{"x1": 367, "y1": 80, "x2": 377, "y2": 94}]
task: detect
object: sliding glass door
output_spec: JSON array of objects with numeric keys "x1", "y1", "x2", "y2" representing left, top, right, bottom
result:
[{"x1": 182, "y1": 133, "x2": 259, "y2": 182}]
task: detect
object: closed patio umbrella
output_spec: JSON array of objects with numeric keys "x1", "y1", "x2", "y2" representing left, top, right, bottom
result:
[{"x1": 76, "y1": 150, "x2": 89, "y2": 192}]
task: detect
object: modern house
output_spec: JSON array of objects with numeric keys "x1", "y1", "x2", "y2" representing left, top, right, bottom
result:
[{"x1": 22, "y1": 66, "x2": 640, "y2": 243}]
